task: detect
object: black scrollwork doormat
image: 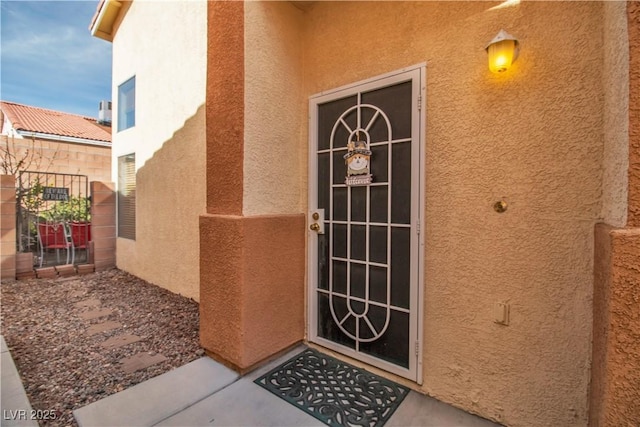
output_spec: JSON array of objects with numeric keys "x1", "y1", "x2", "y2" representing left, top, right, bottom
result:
[{"x1": 254, "y1": 348, "x2": 409, "y2": 427}]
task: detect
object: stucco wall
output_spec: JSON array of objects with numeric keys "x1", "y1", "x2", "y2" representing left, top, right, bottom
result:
[
  {"x1": 242, "y1": 1, "x2": 616, "y2": 426},
  {"x1": 200, "y1": 213, "x2": 306, "y2": 370},
  {"x1": 112, "y1": 0, "x2": 206, "y2": 300},
  {"x1": 200, "y1": 1, "x2": 306, "y2": 372},
  {"x1": 590, "y1": 4, "x2": 640, "y2": 424},
  {"x1": 243, "y1": 2, "x2": 305, "y2": 216},
  {"x1": 602, "y1": 1, "x2": 630, "y2": 227},
  {"x1": 592, "y1": 224, "x2": 640, "y2": 426},
  {"x1": 629, "y1": 1, "x2": 640, "y2": 227}
]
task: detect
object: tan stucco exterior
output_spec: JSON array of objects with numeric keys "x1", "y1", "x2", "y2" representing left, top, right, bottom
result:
[
  {"x1": 629, "y1": 1, "x2": 640, "y2": 228},
  {"x1": 243, "y1": 1, "x2": 305, "y2": 216},
  {"x1": 602, "y1": 1, "x2": 630, "y2": 227},
  {"x1": 199, "y1": 213, "x2": 306, "y2": 370},
  {"x1": 200, "y1": 1, "x2": 306, "y2": 372},
  {"x1": 100, "y1": 1, "x2": 638, "y2": 425},
  {"x1": 590, "y1": 4, "x2": 640, "y2": 425},
  {"x1": 239, "y1": 2, "x2": 628, "y2": 426},
  {"x1": 111, "y1": 0, "x2": 206, "y2": 300}
]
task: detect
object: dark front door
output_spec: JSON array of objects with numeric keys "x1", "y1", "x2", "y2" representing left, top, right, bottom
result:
[{"x1": 308, "y1": 67, "x2": 424, "y2": 381}]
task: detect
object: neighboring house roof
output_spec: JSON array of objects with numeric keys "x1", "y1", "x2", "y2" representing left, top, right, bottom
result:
[{"x1": 0, "y1": 101, "x2": 111, "y2": 145}]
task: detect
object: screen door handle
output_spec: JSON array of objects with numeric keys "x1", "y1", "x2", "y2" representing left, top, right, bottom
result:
[{"x1": 309, "y1": 209, "x2": 325, "y2": 234}]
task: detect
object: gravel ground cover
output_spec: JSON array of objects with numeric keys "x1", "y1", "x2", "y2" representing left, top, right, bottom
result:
[{"x1": 1, "y1": 268, "x2": 202, "y2": 427}]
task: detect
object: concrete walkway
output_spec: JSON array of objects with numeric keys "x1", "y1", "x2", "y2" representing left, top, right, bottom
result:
[
  {"x1": 73, "y1": 345, "x2": 502, "y2": 427},
  {"x1": 1, "y1": 336, "x2": 38, "y2": 427}
]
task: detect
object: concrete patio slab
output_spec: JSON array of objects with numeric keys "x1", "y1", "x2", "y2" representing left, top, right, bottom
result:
[
  {"x1": 73, "y1": 345, "x2": 502, "y2": 427},
  {"x1": 157, "y1": 345, "x2": 502, "y2": 427},
  {"x1": 156, "y1": 346, "x2": 323, "y2": 427},
  {"x1": 387, "y1": 389, "x2": 502, "y2": 427},
  {"x1": 73, "y1": 357, "x2": 239, "y2": 427},
  {"x1": 1, "y1": 336, "x2": 38, "y2": 427},
  {"x1": 156, "y1": 375, "x2": 325, "y2": 427}
]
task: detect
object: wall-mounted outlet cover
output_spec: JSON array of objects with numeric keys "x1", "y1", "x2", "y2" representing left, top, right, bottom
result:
[{"x1": 494, "y1": 302, "x2": 510, "y2": 325}]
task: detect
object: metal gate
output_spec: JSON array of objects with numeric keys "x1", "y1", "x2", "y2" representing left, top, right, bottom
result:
[{"x1": 16, "y1": 171, "x2": 91, "y2": 267}]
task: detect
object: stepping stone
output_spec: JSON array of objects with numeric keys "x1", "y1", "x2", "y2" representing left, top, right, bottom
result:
[
  {"x1": 78, "y1": 308, "x2": 113, "y2": 320},
  {"x1": 101, "y1": 334, "x2": 142, "y2": 349},
  {"x1": 87, "y1": 321, "x2": 122, "y2": 336},
  {"x1": 75, "y1": 298, "x2": 101, "y2": 308},
  {"x1": 120, "y1": 353, "x2": 167, "y2": 374}
]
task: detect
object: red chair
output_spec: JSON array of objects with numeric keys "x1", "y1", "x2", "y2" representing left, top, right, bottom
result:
[
  {"x1": 37, "y1": 222, "x2": 73, "y2": 267},
  {"x1": 70, "y1": 222, "x2": 91, "y2": 264}
]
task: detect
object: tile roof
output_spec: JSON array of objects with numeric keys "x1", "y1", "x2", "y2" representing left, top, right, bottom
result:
[{"x1": 0, "y1": 101, "x2": 111, "y2": 144}]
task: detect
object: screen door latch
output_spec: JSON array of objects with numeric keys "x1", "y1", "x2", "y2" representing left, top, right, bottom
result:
[{"x1": 309, "y1": 209, "x2": 325, "y2": 234}]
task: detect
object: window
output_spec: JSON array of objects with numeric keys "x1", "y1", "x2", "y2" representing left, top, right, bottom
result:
[
  {"x1": 117, "y1": 154, "x2": 136, "y2": 240},
  {"x1": 118, "y1": 77, "x2": 135, "y2": 131}
]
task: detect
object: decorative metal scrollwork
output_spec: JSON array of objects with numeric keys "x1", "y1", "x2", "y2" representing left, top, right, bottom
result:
[{"x1": 329, "y1": 103, "x2": 393, "y2": 343}]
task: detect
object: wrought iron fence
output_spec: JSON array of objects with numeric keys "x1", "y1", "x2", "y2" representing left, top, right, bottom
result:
[{"x1": 16, "y1": 171, "x2": 90, "y2": 267}]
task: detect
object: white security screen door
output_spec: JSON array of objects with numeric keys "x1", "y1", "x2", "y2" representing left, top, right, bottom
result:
[{"x1": 308, "y1": 66, "x2": 425, "y2": 382}]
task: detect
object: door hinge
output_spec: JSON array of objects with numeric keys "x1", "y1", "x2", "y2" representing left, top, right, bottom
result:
[
  {"x1": 415, "y1": 341, "x2": 420, "y2": 356},
  {"x1": 416, "y1": 221, "x2": 421, "y2": 235},
  {"x1": 417, "y1": 96, "x2": 422, "y2": 111}
]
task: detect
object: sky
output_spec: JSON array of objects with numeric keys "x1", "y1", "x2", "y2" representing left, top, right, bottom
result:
[{"x1": 0, "y1": 0, "x2": 112, "y2": 119}]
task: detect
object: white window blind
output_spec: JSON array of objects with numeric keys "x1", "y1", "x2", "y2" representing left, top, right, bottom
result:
[{"x1": 117, "y1": 154, "x2": 136, "y2": 240}]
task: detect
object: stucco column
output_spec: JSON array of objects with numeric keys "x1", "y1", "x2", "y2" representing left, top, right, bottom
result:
[
  {"x1": 205, "y1": 1, "x2": 244, "y2": 216},
  {"x1": 90, "y1": 181, "x2": 116, "y2": 271},
  {"x1": 199, "y1": 1, "x2": 305, "y2": 372},
  {"x1": 629, "y1": 2, "x2": 640, "y2": 227},
  {"x1": 590, "y1": 3, "x2": 640, "y2": 425}
]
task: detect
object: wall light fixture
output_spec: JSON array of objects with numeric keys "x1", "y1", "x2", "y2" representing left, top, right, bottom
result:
[{"x1": 486, "y1": 29, "x2": 520, "y2": 73}]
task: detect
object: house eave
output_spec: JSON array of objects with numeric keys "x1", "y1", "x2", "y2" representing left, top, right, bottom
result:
[
  {"x1": 89, "y1": 0, "x2": 123, "y2": 42},
  {"x1": 16, "y1": 130, "x2": 111, "y2": 147}
]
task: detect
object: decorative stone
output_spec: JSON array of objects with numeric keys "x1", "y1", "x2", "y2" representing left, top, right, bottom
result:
[{"x1": 69, "y1": 290, "x2": 86, "y2": 298}]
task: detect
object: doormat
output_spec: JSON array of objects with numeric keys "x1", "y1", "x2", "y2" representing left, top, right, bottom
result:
[{"x1": 254, "y1": 348, "x2": 409, "y2": 427}]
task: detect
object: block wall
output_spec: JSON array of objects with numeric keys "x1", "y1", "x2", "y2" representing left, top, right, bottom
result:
[
  {"x1": 1, "y1": 135, "x2": 111, "y2": 183},
  {"x1": 1, "y1": 175, "x2": 16, "y2": 280}
]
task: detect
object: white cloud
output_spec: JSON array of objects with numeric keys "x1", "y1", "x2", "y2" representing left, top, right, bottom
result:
[{"x1": 1, "y1": 1, "x2": 112, "y2": 117}]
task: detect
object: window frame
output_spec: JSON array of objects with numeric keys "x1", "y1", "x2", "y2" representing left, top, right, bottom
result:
[
  {"x1": 117, "y1": 153, "x2": 136, "y2": 240},
  {"x1": 117, "y1": 76, "x2": 136, "y2": 132}
]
